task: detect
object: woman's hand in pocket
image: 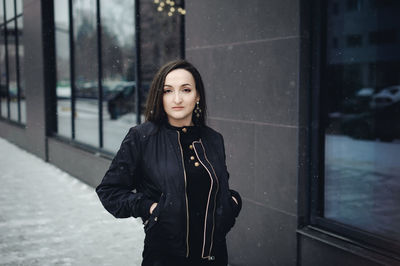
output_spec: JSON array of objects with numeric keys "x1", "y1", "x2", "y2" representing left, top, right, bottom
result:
[
  {"x1": 231, "y1": 196, "x2": 238, "y2": 205},
  {"x1": 150, "y1": 203, "x2": 158, "y2": 214}
]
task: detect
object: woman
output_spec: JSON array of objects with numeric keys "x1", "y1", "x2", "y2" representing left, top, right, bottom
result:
[{"x1": 96, "y1": 60, "x2": 241, "y2": 266}]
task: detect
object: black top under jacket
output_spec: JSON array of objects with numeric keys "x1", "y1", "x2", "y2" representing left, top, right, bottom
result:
[
  {"x1": 167, "y1": 124, "x2": 211, "y2": 259},
  {"x1": 96, "y1": 121, "x2": 242, "y2": 260}
]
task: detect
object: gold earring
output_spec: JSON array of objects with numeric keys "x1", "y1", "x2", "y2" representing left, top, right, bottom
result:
[{"x1": 194, "y1": 101, "x2": 201, "y2": 118}]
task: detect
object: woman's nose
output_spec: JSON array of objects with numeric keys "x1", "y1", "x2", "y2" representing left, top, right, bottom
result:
[{"x1": 174, "y1": 92, "x2": 182, "y2": 103}]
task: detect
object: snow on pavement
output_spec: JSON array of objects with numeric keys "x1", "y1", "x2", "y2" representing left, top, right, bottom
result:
[{"x1": 0, "y1": 137, "x2": 144, "y2": 266}]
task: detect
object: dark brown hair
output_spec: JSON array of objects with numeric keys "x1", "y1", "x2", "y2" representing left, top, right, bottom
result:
[{"x1": 145, "y1": 59, "x2": 207, "y2": 126}]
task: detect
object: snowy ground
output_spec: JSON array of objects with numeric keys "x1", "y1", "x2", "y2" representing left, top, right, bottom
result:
[{"x1": 0, "y1": 137, "x2": 144, "y2": 266}]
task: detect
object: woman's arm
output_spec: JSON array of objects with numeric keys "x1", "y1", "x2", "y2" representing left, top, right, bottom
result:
[
  {"x1": 96, "y1": 128, "x2": 153, "y2": 219},
  {"x1": 219, "y1": 133, "x2": 242, "y2": 217}
]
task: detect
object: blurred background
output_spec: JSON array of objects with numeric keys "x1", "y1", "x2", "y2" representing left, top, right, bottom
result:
[{"x1": 0, "y1": 0, "x2": 399, "y2": 265}]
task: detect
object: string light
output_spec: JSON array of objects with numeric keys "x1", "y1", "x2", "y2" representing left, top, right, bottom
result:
[{"x1": 154, "y1": 0, "x2": 185, "y2": 16}]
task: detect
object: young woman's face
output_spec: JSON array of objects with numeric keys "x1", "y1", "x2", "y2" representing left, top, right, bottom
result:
[{"x1": 163, "y1": 69, "x2": 199, "y2": 127}]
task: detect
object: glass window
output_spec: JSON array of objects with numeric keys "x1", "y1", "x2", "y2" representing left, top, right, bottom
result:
[
  {"x1": 16, "y1": 0, "x2": 22, "y2": 15},
  {"x1": 100, "y1": 0, "x2": 136, "y2": 153},
  {"x1": 7, "y1": 20, "x2": 18, "y2": 122},
  {"x1": 0, "y1": 0, "x2": 24, "y2": 124},
  {"x1": 0, "y1": 25, "x2": 7, "y2": 118},
  {"x1": 140, "y1": 0, "x2": 184, "y2": 115},
  {"x1": 73, "y1": 0, "x2": 99, "y2": 147},
  {"x1": 52, "y1": 0, "x2": 185, "y2": 153},
  {"x1": 54, "y1": 0, "x2": 71, "y2": 138},
  {"x1": 0, "y1": 0, "x2": 4, "y2": 23},
  {"x1": 17, "y1": 15, "x2": 24, "y2": 123},
  {"x1": 346, "y1": 34, "x2": 362, "y2": 47},
  {"x1": 5, "y1": 0, "x2": 14, "y2": 21},
  {"x1": 322, "y1": 0, "x2": 400, "y2": 246}
]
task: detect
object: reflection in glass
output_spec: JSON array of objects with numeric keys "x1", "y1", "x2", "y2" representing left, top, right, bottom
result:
[
  {"x1": 73, "y1": 0, "x2": 99, "y2": 147},
  {"x1": 7, "y1": 21, "x2": 17, "y2": 122},
  {"x1": 5, "y1": 0, "x2": 14, "y2": 21},
  {"x1": 140, "y1": 0, "x2": 183, "y2": 115},
  {"x1": 100, "y1": 0, "x2": 136, "y2": 153},
  {"x1": 16, "y1": 0, "x2": 22, "y2": 15},
  {"x1": 54, "y1": 0, "x2": 71, "y2": 138},
  {"x1": 324, "y1": 1, "x2": 400, "y2": 242},
  {"x1": 0, "y1": 1, "x2": 3, "y2": 23},
  {"x1": 17, "y1": 16, "x2": 25, "y2": 124},
  {"x1": 0, "y1": 25, "x2": 7, "y2": 118}
]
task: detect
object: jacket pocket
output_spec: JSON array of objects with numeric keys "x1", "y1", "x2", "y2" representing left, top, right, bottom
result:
[
  {"x1": 215, "y1": 194, "x2": 237, "y2": 238},
  {"x1": 144, "y1": 193, "x2": 165, "y2": 234}
]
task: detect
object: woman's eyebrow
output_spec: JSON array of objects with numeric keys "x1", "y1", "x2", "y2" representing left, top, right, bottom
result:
[
  {"x1": 180, "y1": 83, "x2": 192, "y2": 87},
  {"x1": 164, "y1": 83, "x2": 192, "y2": 87}
]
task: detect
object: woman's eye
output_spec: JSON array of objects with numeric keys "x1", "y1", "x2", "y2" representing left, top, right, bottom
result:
[
  {"x1": 163, "y1": 89, "x2": 172, "y2": 94},
  {"x1": 183, "y1": 88, "x2": 192, "y2": 93}
]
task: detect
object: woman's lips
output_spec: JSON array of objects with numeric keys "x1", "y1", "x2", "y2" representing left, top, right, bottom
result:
[{"x1": 172, "y1": 107, "x2": 184, "y2": 110}]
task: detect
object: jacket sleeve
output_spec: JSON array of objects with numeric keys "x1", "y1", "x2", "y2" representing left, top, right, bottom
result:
[
  {"x1": 219, "y1": 133, "x2": 242, "y2": 217},
  {"x1": 96, "y1": 128, "x2": 153, "y2": 219}
]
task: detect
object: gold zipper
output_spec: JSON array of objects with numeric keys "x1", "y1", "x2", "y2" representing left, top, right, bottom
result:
[
  {"x1": 193, "y1": 140, "x2": 220, "y2": 259},
  {"x1": 177, "y1": 131, "x2": 190, "y2": 258}
]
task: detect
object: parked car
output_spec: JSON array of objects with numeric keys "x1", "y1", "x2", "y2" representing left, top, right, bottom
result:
[
  {"x1": 107, "y1": 81, "x2": 150, "y2": 120},
  {"x1": 342, "y1": 87, "x2": 376, "y2": 114},
  {"x1": 107, "y1": 82, "x2": 136, "y2": 120},
  {"x1": 341, "y1": 99, "x2": 400, "y2": 142},
  {"x1": 370, "y1": 85, "x2": 400, "y2": 109}
]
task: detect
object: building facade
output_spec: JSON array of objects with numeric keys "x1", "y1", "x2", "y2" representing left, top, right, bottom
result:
[{"x1": 1, "y1": 0, "x2": 399, "y2": 265}]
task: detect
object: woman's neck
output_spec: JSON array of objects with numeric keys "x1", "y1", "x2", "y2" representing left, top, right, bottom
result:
[{"x1": 168, "y1": 119, "x2": 194, "y2": 128}]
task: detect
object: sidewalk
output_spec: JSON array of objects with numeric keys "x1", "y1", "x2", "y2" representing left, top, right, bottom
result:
[{"x1": 0, "y1": 138, "x2": 144, "y2": 266}]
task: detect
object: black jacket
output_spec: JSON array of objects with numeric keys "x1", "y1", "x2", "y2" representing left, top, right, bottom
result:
[{"x1": 96, "y1": 121, "x2": 242, "y2": 259}]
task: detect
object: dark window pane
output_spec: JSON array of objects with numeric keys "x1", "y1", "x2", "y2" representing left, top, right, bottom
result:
[
  {"x1": 140, "y1": 0, "x2": 184, "y2": 115},
  {"x1": 7, "y1": 21, "x2": 17, "y2": 121},
  {"x1": 346, "y1": 34, "x2": 362, "y2": 47},
  {"x1": 332, "y1": 37, "x2": 338, "y2": 48},
  {"x1": 73, "y1": 0, "x2": 99, "y2": 147},
  {"x1": 324, "y1": 0, "x2": 400, "y2": 242},
  {"x1": 333, "y1": 2, "x2": 339, "y2": 15},
  {"x1": 370, "y1": 0, "x2": 397, "y2": 9},
  {"x1": 0, "y1": 26, "x2": 7, "y2": 118},
  {"x1": 100, "y1": 0, "x2": 136, "y2": 153},
  {"x1": 369, "y1": 30, "x2": 397, "y2": 45},
  {"x1": 346, "y1": 0, "x2": 361, "y2": 11},
  {"x1": 54, "y1": 0, "x2": 71, "y2": 138}
]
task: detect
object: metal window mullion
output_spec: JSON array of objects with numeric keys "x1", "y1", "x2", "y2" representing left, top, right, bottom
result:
[
  {"x1": 180, "y1": 0, "x2": 185, "y2": 59},
  {"x1": 134, "y1": 0, "x2": 141, "y2": 125},
  {"x1": 0, "y1": 45, "x2": 1, "y2": 118},
  {"x1": 14, "y1": 0, "x2": 21, "y2": 123},
  {"x1": 96, "y1": 0, "x2": 103, "y2": 148},
  {"x1": 68, "y1": 0, "x2": 76, "y2": 139},
  {"x1": 3, "y1": 0, "x2": 10, "y2": 120}
]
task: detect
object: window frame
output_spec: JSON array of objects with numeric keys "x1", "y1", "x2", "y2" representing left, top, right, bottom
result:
[
  {"x1": 50, "y1": 0, "x2": 185, "y2": 155},
  {"x1": 308, "y1": 0, "x2": 400, "y2": 259},
  {"x1": 0, "y1": 0, "x2": 24, "y2": 125}
]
